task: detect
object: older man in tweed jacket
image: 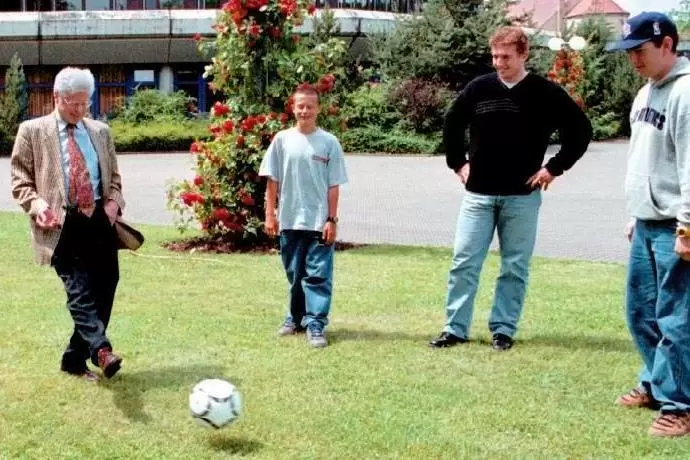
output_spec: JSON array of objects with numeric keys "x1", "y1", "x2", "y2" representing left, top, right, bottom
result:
[{"x1": 11, "y1": 67, "x2": 125, "y2": 382}]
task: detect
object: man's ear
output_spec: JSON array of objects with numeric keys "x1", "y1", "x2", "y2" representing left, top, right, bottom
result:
[{"x1": 663, "y1": 36, "x2": 675, "y2": 52}]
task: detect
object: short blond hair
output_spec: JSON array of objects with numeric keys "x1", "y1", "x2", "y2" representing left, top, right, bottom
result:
[{"x1": 489, "y1": 26, "x2": 530, "y2": 55}]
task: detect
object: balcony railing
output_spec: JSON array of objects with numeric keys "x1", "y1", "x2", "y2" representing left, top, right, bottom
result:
[{"x1": 5, "y1": 0, "x2": 422, "y2": 13}]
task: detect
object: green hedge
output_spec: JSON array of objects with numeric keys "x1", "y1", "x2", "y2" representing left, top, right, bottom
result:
[
  {"x1": 340, "y1": 127, "x2": 440, "y2": 155},
  {"x1": 111, "y1": 120, "x2": 210, "y2": 152},
  {"x1": 112, "y1": 121, "x2": 440, "y2": 155}
]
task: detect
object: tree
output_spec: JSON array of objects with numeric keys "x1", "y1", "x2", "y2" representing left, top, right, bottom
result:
[
  {"x1": 166, "y1": 1, "x2": 348, "y2": 245},
  {"x1": 671, "y1": 0, "x2": 690, "y2": 33},
  {"x1": 0, "y1": 53, "x2": 28, "y2": 151},
  {"x1": 372, "y1": 0, "x2": 520, "y2": 90}
]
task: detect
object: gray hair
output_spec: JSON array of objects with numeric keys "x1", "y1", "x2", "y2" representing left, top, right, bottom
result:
[{"x1": 53, "y1": 67, "x2": 95, "y2": 96}]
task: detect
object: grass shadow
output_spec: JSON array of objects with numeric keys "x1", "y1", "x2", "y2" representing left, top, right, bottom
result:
[
  {"x1": 328, "y1": 327, "x2": 433, "y2": 344},
  {"x1": 517, "y1": 333, "x2": 634, "y2": 353},
  {"x1": 102, "y1": 364, "x2": 233, "y2": 423},
  {"x1": 328, "y1": 328, "x2": 634, "y2": 353},
  {"x1": 207, "y1": 434, "x2": 263, "y2": 455}
]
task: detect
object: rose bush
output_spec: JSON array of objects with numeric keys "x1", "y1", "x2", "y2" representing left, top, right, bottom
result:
[
  {"x1": 167, "y1": 1, "x2": 347, "y2": 243},
  {"x1": 547, "y1": 48, "x2": 586, "y2": 109}
]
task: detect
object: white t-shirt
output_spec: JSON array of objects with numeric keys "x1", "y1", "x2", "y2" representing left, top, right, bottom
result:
[{"x1": 259, "y1": 127, "x2": 349, "y2": 231}]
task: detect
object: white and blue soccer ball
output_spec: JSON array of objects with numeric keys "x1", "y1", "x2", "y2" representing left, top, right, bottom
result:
[{"x1": 189, "y1": 378, "x2": 242, "y2": 429}]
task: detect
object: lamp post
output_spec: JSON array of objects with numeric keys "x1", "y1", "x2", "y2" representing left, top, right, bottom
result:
[{"x1": 547, "y1": 35, "x2": 587, "y2": 51}]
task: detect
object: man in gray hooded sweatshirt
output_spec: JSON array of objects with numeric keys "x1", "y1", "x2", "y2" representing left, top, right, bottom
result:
[{"x1": 607, "y1": 12, "x2": 690, "y2": 437}]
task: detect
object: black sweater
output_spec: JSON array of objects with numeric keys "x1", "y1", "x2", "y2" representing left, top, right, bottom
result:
[{"x1": 444, "y1": 73, "x2": 593, "y2": 195}]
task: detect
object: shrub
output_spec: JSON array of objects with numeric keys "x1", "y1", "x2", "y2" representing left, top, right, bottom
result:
[
  {"x1": 0, "y1": 53, "x2": 28, "y2": 153},
  {"x1": 110, "y1": 120, "x2": 210, "y2": 152},
  {"x1": 387, "y1": 79, "x2": 453, "y2": 134},
  {"x1": 341, "y1": 83, "x2": 401, "y2": 130},
  {"x1": 166, "y1": 3, "x2": 348, "y2": 241},
  {"x1": 340, "y1": 127, "x2": 439, "y2": 154},
  {"x1": 113, "y1": 89, "x2": 190, "y2": 124},
  {"x1": 590, "y1": 112, "x2": 621, "y2": 141}
]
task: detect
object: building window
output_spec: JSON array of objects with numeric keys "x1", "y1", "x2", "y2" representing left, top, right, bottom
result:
[
  {"x1": 26, "y1": 0, "x2": 53, "y2": 10},
  {"x1": 98, "y1": 65, "x2": 127, "y2": 119},
  {"x1": 117, "y1": 0, "x2": 144, "y2": 8},
  {"x1": 55, "y1": 0, "x2": 83, "y2": 10},
  {"x1": 1, "y1": 0, "x2": 22, "y2": 11},
  {"x1": 203, "y1": 0, "x2": 221, "y2": 7},
  {"x1": 145, "y1": 0, "x2": 159, "y2": 8},
  {"x1": 84, "y1": 0, "x2": 111, "y2": 9}
]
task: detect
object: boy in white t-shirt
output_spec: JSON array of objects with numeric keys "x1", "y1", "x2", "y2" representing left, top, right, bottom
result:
[{"x1": 259, "y1": 85, "x2": 349, "y2": 348}]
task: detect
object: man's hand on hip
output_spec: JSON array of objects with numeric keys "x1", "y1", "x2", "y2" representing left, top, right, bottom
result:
[
  {"x1": 527, "y1": 167, "x2": 555, "y2": 191},
  {"x1": 455, "y1": 164, "x2": 470, "y2": 185}
]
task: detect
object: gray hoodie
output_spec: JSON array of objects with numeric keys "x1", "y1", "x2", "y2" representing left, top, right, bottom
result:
[{"x1": 625, "y1": 56, "x2": 690, "y2": 225}]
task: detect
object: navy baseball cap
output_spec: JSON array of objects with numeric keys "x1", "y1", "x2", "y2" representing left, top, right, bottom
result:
[{"x1": 606, "y1": 12, "x2": 678, "y2": 51}]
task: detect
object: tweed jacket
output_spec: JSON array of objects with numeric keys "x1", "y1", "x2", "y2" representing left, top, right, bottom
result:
[{"x1": 10, "y1": 113, "x2": 126, "y2": 265}]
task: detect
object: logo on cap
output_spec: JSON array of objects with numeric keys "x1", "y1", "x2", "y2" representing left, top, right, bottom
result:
[
  {"x1": 653, "y1": 21, "x2": 661, "y2": 35},
  {"x1": 623, "y1": 22, "x2": 631, "y2": 38}
]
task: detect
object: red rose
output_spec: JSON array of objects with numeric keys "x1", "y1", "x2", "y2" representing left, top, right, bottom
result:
[
  {"x1": 190, "y1": 141, "x2": 203, "y2": 153},
  {"x1": 248, "y1": 24, "x2": 261, "y2": 37},
  {"x1": 212, "y1": 102, "x2": 230, "y2": 117},
  {"x1": 240, "y1": 194, "x2": 255, "y2": 206},
  {"x1": 213, "y1": 208, "x2": 231, "y2": 221},
  {"x1": 193, "y1": 176, "x2": 204, "y2": 186}
]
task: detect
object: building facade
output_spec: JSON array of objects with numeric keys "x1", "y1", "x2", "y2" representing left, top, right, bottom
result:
[{"x1": 0, "y1": 2, "x2": 418, "y2": 117}]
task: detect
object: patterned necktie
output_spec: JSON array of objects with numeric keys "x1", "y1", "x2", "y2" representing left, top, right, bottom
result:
[{"x1": 66, "y1": 124, "x2": 95, "y2": 217}]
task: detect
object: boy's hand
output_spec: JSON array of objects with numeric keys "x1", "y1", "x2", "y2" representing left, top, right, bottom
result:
[
  {"x1": 264, "y1": 215, "x2": 278, "y2": 237},
  {"x1": 322, "y1": 221, "x2": 336, "y2": 245}
]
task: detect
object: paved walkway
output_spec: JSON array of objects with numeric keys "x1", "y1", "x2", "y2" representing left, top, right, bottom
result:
[{"x1": 0, "y1": 141, "x2": 631, "y2": 263}]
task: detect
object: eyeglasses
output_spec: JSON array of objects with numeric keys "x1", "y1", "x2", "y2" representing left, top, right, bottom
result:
[{"x1": 62, "y1": 97, "x2": 92, "y2": 110}]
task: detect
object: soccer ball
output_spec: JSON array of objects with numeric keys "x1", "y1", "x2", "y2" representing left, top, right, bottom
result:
[{"x1": 189, "y1": 378, "x2": 242, "y2": 429}]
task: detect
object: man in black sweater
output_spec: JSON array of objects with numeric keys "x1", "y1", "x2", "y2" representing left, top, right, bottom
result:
[{"x1": 430, "y1": 26, "x2": 592, "y2": 351}]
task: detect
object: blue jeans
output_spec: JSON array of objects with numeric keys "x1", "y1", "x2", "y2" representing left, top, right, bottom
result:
[
  {"x1": 444, "y1": 190, "x2": 541, "y2": 339},
  {"x1": 280, "y1": 230, "x2": 334, "y2": 328},
  {"x1": 626, "y1": 219, "x2": 690, "y2": 412}
]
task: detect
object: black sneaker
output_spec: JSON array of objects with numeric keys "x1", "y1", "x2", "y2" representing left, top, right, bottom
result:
[
  {"x1": 429, "y1": 332, "x2": 467, "y2": 348},
  {"x1": 491, "y1": 333, "x2": 514, "y2": 351}
]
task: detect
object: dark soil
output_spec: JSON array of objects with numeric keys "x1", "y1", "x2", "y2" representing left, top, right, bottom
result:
[{"x1": 163, "y1": 236, "x2": 365, "y2": 254}]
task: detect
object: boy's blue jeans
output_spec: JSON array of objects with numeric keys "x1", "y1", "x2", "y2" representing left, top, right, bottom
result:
[
  {"x1": 280, "y1": 230, "x2": 334, "y2": 328},
  {"x1": 443, "y1": 190, "x2": 542, "y2": 339},
  {"x1": 627, "y1": 219, "x2": 690, "y2": 413}
]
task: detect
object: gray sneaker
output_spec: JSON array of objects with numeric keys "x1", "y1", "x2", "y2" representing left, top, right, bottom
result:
[
  {"x1": 277, "y1": 320, "x2": 302, "y2": 336},
  {"x1": 306, "y1": 323, "x2": 328, "y2": 348}
]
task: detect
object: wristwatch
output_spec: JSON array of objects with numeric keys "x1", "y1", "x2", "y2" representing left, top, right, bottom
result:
[
  {"x1": 327, "y1": 216, "x2": 338, "y2": 224},
  {"x1": 676, "y1": 225, "x2": 690, "y2": 238}
]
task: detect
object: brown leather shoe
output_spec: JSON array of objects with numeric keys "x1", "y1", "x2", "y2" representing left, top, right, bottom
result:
[
  {"x1": 97, "y1": 348, "x2": 122, "y2": 379},
  {"x1": 616, "y1": 387, "x2": 659, "y2": 409},
  {"x1": 649, "y1": 412, "x2": 690, "y2": 437}
]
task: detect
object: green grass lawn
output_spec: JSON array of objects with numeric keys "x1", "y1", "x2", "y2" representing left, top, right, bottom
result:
[{"x1": 1, "y1": 211, "x2": 689, "y2": 459}]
